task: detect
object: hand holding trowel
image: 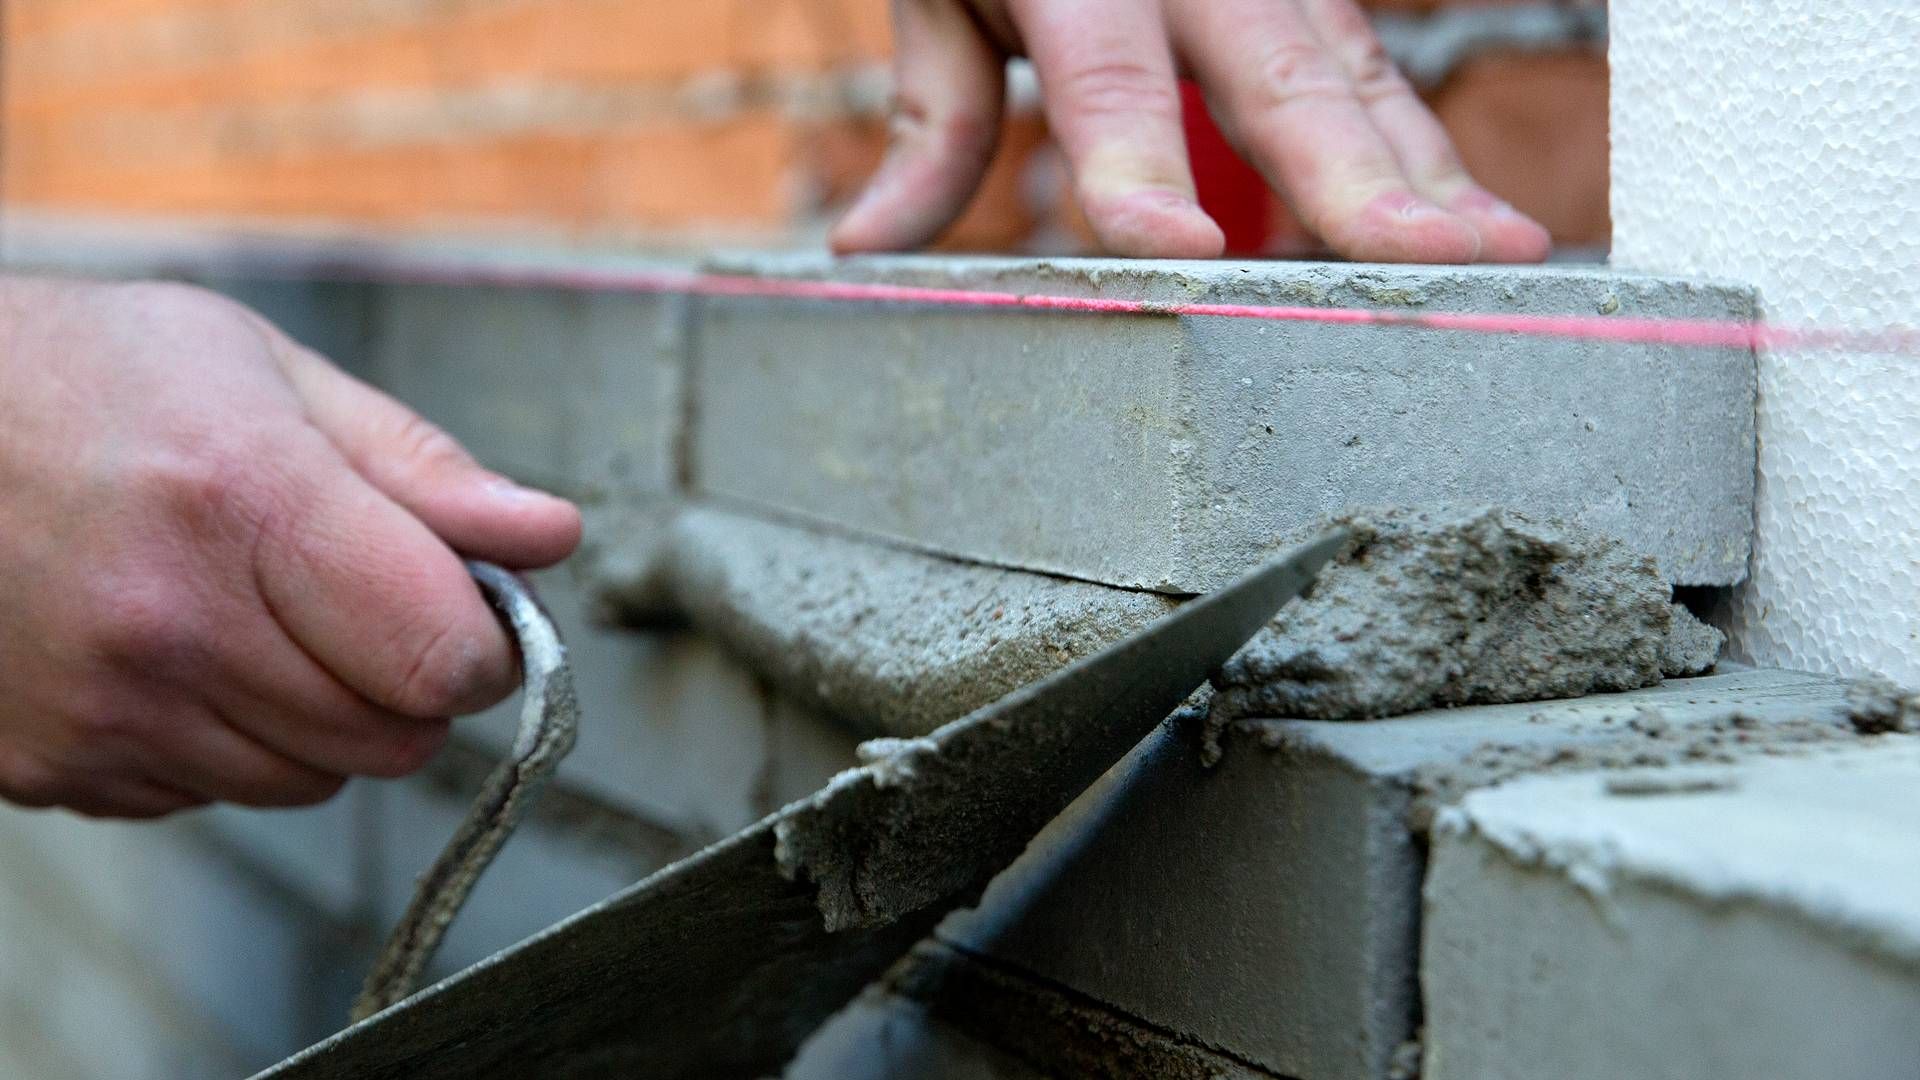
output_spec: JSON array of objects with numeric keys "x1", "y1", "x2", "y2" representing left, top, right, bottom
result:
[{"x1": 259, "y1": 529, "x2": 1346, "y2": 1080}]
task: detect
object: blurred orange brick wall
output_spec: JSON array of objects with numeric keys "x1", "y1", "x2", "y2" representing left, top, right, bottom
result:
[{"x1": 0, "y1": 0, "x2": 1609, "y2": 252}]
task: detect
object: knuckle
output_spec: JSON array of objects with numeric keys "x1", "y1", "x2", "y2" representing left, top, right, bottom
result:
[
  {"x1": 109, "y1": 281, "x2": 263, "y2": 348},
  {"x1": 112, "y1": 278, "x2": 226, "y2": 317},
  {"x1": 85, "y1": 578, "x2": 208, "y2": 678},
  {"x1": 142, "y1": 438, "x2": 276, "y2": 525},
  {"x1": 391, "y1": 413, "x2": 474, "y2": 474},
  {"x1": 885, "y1": 93, "x2": 997, "y2": 167},
  {"x1": 1344, "y1": 41, "x2": 1411, "y2": 105},
  {"x1": 1247, "y1": 40, "x2": 1350, "y2": 112},
  {"x1": 126, "y1": 440, "x2": 291, "y2": 567},
  {"x1": 1058, "y1": 60, "x2": 1180, "y2": 120}
]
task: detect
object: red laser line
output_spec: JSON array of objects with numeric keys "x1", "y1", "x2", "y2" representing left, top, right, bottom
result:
[{"x1": 354, "y1": 260, "x2": 1920, "y2": 357}]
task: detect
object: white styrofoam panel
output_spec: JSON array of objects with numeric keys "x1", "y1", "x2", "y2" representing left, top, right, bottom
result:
[{"x1": 1611, "y1": 1, "x2": 1920, "y2": 682}]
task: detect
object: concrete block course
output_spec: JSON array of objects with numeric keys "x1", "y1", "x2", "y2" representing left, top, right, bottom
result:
[
  {"x1": 690, "y1": 254, "x2": 1757, "y2": 591},
  {"x1": 1423, "y1": 741, "x2": 1920, "y2": 1080},
  {"x1": 788, "y1": 986, "x2": 1053, "y2": 1080},
  {"x1": 660, "y1": 505, "x2": 1178, "y2": 737},
  {"x1": 372, "y1": 283, "x2": 686, "y2": 498},
  {"x1": 0, "y1": 807, "x2": 367, "y2": 1075},
  {"x1": 192, "y1": 790, "x2": 372, "y2": 922},
  {"x1": 940, "y1": 668, "x2": 1865, "y2": 1080}
]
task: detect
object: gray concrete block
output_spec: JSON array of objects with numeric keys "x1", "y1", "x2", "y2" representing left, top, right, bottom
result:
[
  {"x1": 879, "y1": 941, "x2": 1281, "y2": 1080},
  {"x1": 207, "y1": 277, "x2": 383, "y2": 380},
  {"x1": 788, "y1": 987, "x2": 1053, "y2": 1080},
  {"x1": 793, "y1": 942, "x2": 1285, "y2": 1080},
  {"x1": 941, "y1": 668, "x2": 1862, "y2": 1080},
  {"x1": 1423, "y1": 741, "x2": 1920, "y2": 1080},
  {"x1": 0, "y1": 908, "x2": 254, "y2": 1080},
  {"x1": 193, "y1": 789, "x2": 370, "y2": 921},
  {"x1": 0, "y1": 807, "x2": 364, "y2": 1073},
  {"x1": 759, "y1": 693, "x2": 868, "y2": 817},
  {"x1": 689, "y1": 255, "x2": 1756, "y2": 589},
  {"x1": 372, "y1": 283, "x2": 684, "y2": 496}
]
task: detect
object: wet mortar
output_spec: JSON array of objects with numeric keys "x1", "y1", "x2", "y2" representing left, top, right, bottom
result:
[{"x1": 1208, "y1": 506, "x2": 1708, "y2": 726}]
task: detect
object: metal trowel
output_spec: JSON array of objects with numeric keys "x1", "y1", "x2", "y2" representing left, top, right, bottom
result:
[{"x1": 257, "y1": 530, "x2": 1346, "y2": 1080}]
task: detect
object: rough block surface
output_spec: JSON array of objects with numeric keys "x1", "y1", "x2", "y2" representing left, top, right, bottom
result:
[
  {"x1": 1424, "y1": 740, "x2": 1920, "y2": 1080},
  {"x1": 661, "y1": 506, "x2": 1176, "y2": 737},
  {"x1": 0, "y1": 808, "x2": 367, "y2": 1076},
  {"x1": 941, "y1": 668, "x2": 1863, "y2": 1080},
  {"x1": 691, "y1": 255, "x2": 1757, "y2": 591},
  {"x1": 372, "y1": 282, "x2": 685, "y2": 497}
]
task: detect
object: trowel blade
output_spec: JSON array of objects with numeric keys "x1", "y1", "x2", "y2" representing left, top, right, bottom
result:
[{"x1": 256, "y1": 530, "x2": 1346, "y2": 1080}]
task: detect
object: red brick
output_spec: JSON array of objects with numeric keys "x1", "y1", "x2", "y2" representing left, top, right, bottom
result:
[
  {"x1": 6, "y1": 109, "x2": 809, "y2": 233},
  {"x1": 1431, "y1": 49, "x2": 1610, "y2": 247},
  {"x1": 10, "y1": 0, "x2": 890, "y2": 109}
]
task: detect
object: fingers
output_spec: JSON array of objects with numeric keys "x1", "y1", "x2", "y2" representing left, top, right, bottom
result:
[
  {"x1": 0, "y1": 745, "x2": 207, "y2": 818},
  {"x1": 247, "y1": 447, "x2": 521, "y2": 721},
  {"x1": 61, "y1": 775, "x2": 210, "y2": 820},
  {"x1": 831, "y1": 0, "x2": 1008, "y2": 253},
  {"x1": 143, "y1": 708, "x2": 348, "y2": 808},
  {"x1": 1011, "y1": 0, "x2": 1225, "y2": 257},
  {"x1": 267, "y1": 333, "x2": 581, "y2": 571},
  {"x1": 1293, "y1": 0, "x2": 1549, "y2": 261},
  {"x1": 1173, "y1": 0, "x2": 1481, "y2": 262}
]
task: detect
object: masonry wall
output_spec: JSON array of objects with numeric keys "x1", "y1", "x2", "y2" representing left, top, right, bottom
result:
[
  {"x1": 1610, "y1": 0, "x2": 1920, "y2": 684},
  {"x1": 0, "y1": 3, "x2": 1648, "y2": 1076}
]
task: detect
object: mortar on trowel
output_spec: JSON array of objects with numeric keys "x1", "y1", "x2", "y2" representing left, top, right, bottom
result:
[{"x1": 258, "y1": 530, "x2": 1346, "y2": 1080}]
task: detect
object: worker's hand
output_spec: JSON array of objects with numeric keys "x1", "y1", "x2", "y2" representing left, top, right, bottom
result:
[
  {"x1": 833, "y1": 0, "x2": 1551, "y2": 263},
  {"x1": 0, "y1": 277, "x2": 582, "y2": 818}
]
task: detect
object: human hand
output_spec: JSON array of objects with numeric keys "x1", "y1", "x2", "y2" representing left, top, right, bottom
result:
[
  {"x1": 0, "y1": 277, "x2": 582, "y2": 817},
  {"x1": 833, "y1": 0, "x2": 1551, "y2": 263}
]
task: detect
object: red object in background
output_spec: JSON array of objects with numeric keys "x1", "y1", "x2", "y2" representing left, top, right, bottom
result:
[{"x1": 1181, "y1": 81, "x2": 1272, "y2": 255}]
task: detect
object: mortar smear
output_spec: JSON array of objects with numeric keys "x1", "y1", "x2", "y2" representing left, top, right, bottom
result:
[
  {"x1": 1210, "y1": 506, "x2": 1683, "y2": 723},
  {"x1": 1845, "y1": 676, "x2": 1920, "y2": 734},
  {"x1": 666, "y1": 508, "x2": 1179, "y2": 738},
  {"x1": 1662, "y1": 603, "x2": 1725, "y2": 678}
]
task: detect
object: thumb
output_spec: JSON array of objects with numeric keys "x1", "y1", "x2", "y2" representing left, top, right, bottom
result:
[
  {"x1": 251, "y1": 442, "x2": 523, "y2": 719},
  {"x1": 270, "y1": 335, "x2": 583, "y2": 570}
]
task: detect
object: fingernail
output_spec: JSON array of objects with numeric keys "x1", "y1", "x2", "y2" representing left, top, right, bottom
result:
[
  {"x1": 1089, "y1": 187, "x2": 1226, "y2": 259},
  {"x1": 1369, "y1": 190, "x2": 1443, "y2": 221}
]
